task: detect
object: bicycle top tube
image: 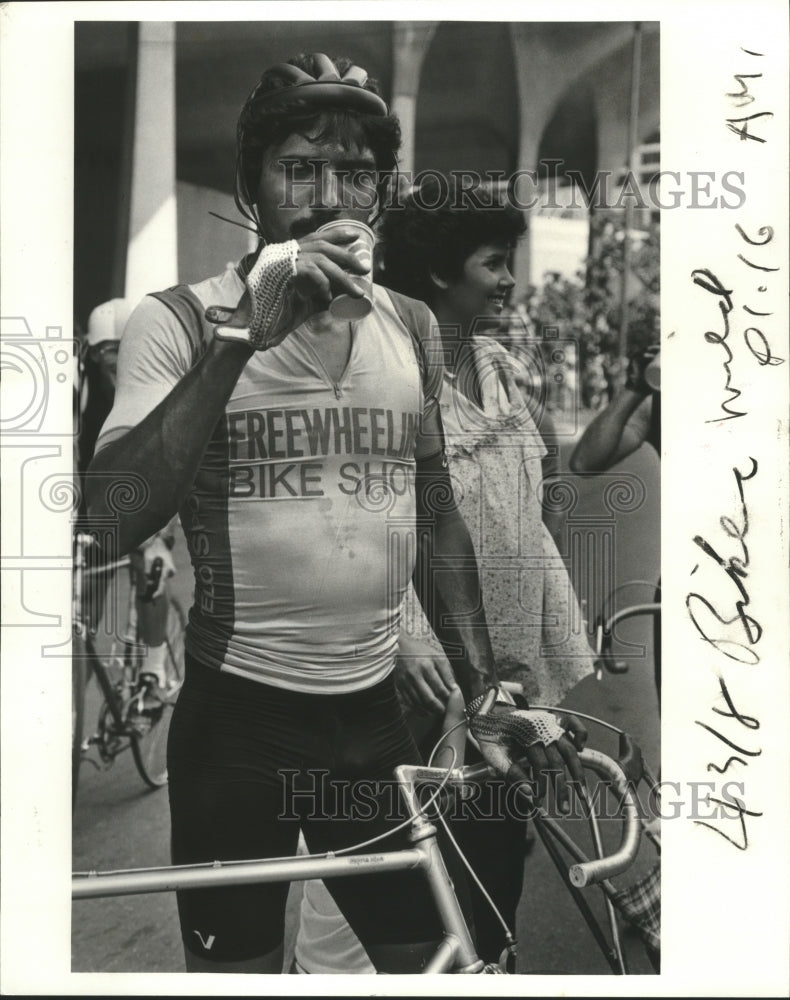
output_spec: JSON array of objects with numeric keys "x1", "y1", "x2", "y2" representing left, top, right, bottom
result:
[{"x1": 72, "y1": 847, "x2": 427, "y2": 900}]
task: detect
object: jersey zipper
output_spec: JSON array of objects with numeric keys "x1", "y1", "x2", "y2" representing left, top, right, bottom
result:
[{"x1": 299, "y1": 322, "x2": 355, "y2": 400}]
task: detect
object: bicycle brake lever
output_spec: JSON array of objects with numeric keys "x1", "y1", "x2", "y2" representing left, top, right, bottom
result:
[
  {"x1": 600, "y1": 649, "x2": 630, "y2": 675},
  {"x1": 617, "y1": 732, "x2": 646, "y2": 786}
]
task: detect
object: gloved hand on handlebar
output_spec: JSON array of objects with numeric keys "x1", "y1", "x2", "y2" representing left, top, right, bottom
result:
[{"x1": 467, "y1": 688, "x2": 588, "y2": 815}]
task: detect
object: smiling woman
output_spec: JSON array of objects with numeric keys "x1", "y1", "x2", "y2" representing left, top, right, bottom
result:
[
  {"x1": 378, "y1": 174, "x2": 594, "y2": 705},
  {"x1": 380, "y1": 176, "x2": 525, "y2": 326},
  {"x1": 378, "y1": 176, "x2": 528, "y2": 411},
  {"x1": 440, "y1": 239, "x2": 516, "y2": 327}
]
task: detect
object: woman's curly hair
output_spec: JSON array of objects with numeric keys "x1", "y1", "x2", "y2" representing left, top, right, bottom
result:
[{"x1": 378, "y1": 175, "x2": 527, "y2": 303}]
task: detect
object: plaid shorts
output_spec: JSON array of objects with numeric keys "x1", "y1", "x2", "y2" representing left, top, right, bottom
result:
[{"x1": 611, "y1": 859, "x2": 660, "y2": 953}]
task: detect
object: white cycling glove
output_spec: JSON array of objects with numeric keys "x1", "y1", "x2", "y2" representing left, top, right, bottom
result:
[
  {"x1": 467, "y1": 688, "x2": 565, "y2": 777},
  {"x1": 213, "y1": 240, "x2": 300, "y2": 351}
]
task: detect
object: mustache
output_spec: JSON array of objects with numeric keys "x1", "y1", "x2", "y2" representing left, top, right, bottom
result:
[{"x1": 289, "y1": 213, "x2": 343, "y2": 239}]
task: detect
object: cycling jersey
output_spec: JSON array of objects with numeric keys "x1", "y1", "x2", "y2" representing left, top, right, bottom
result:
[{"x1": 96, "y1": 265, "x2": 442, "y2": 693}]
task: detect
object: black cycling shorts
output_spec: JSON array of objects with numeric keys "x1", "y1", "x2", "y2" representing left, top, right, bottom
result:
[{"x1": 167, "y1": 653, "x2": 471, "y2": 964}]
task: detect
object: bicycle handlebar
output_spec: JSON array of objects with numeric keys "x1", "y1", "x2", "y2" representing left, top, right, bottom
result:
[
  {"x1": 397, "y1": 747, "x2": 640, "y2": 888},
  {"x1": 566, "y1": 749, "x2": 641, "y2": 886}
]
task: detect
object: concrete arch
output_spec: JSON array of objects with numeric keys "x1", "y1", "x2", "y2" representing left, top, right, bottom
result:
[
  {"x1": 414, "y1": 21, "x2": 520, "y2": 178},
  {"x1": 508, "y1": 23, "x2": 659, "y2": 293},
  {"x1": 585, "y1": 30, "x2": 660, "y2": 175},
  {"x1": 509, "y1": 23, "x2": 643, "y2": 178},
  {"x1": 536, "y1": 84, "x2": 599, "y2": 188}
]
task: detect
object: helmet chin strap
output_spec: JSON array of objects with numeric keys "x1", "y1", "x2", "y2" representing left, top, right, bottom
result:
[
  {"x1": 368, "y1": 165, "x2": 399, "y2": 229},
  {"x1": 233, "y1": 140, "x2": 262, "y2": 238},
  {"x1": 207, "y1": 211, "x2": 260, "y2": 238}
]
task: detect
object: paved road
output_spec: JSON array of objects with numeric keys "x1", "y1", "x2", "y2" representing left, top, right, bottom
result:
[{"x1": 71, "y1": 425, "x2": 660, "y2": 977}]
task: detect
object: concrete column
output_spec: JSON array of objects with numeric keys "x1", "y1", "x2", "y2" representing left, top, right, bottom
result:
[
  {"x1": 391, "y1": 22, "x2": 438, "y2": 178},
  {"x1": 125, "y1": 22, "x2": 178, "y2": 303},
  {"x1": 509, "y1": 25, "x2": 570, "y2": 297}
]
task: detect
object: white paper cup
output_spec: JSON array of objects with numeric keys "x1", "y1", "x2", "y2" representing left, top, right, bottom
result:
[
  {"x1": 644, "y1": 352, "x2": 661, "y2": 392},
  {"x1": 316, "y1": 220, "x2": 374, "y2": 320}
]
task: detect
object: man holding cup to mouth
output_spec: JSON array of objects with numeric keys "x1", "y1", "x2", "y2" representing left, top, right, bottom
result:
[{"x1": 88, "y1": 52, "x2": 585, "y2": 974}]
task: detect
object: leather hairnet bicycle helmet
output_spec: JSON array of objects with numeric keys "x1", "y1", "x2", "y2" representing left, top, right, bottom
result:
[
  {"x1": 246, "y1": 53, "x2": 389, "y2": 117},
  {"x1": 234, "y1": 53, "x2": 397, "y2": 235}
]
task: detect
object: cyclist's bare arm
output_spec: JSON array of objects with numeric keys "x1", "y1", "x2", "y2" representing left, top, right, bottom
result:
[
  {"x1": 395, "y1": 631, "x2": 458, "y2": 716},
  {"x1": 88, "y1": 338, "x2": 255, "y2": 554},
  {"x1": 87, "y1": 230, "x2": 368, "y2": 556},
  {"x1": 412, "y1": 411, "x2": 588, "y2": 805},
  {"x1": 569, "y1": 391, "x2": 651, "y2": 473},
  {"x1": 412, "y1": 416, "x2": 498, "y2": 703}
]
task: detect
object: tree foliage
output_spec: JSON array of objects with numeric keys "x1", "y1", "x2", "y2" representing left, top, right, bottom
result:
[{"x1": 515, "y1": 217, "x2": 660, "y2": 409}]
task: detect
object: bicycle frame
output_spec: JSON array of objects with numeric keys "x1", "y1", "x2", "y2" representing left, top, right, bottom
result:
[
  {"x1": 72, "y1": 531, "x2": 184, "y2": 794},
  {"x1": 72, "y1": 750, "x2": 642, "y2": 974},
  {"x1": 73, "y1": 534, "x2": 134, "y2": 733}
]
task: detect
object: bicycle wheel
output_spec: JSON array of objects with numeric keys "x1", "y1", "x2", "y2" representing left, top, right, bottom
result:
[
  {"x1": 72, "y1": 645, "x2": 88, "y2": 809},
  {"x1": 130, "y1": 595, "x2": 186, "y2": 788}
]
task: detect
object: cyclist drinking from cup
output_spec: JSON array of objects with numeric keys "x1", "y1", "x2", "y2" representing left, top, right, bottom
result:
[{"x1": 88, "y1": 52, "x2": 585, "y2": 974}]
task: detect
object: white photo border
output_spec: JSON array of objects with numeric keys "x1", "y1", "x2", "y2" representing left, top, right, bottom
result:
[{"x1": 1, "y1": 1, "x2": 788, "y2": 995}]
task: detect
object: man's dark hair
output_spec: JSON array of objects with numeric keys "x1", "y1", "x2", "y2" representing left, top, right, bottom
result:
[
  {"x1": 235, "y1": 53, "x2": 401, "y2": 226},
  {"x1": 378, "y1": 176, "x2": 527, "y2": 304}
]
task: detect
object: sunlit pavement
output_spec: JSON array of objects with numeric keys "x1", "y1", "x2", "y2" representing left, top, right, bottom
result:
[{"x1": 71, "y1": 415, "x2": 660, "y2": 976}]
